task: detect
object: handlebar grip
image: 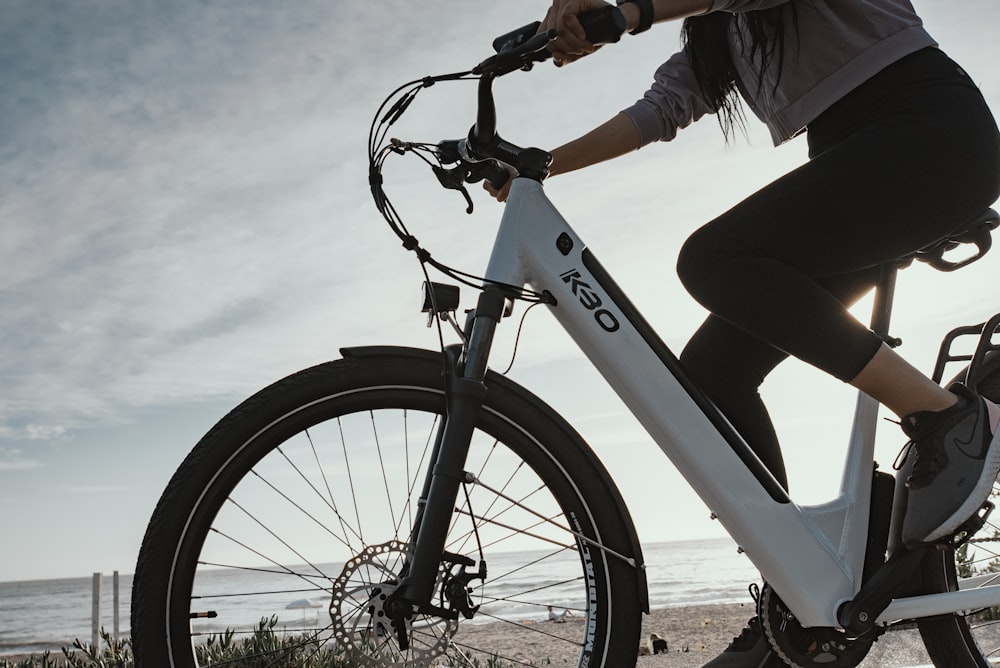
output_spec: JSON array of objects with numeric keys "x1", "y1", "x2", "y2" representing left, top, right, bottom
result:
[
  {"x1": 577, "y1": 6, "x2": 627, "y2": 45},
  {"x1": 489, "y1": 6, "x2": 626, "y2": 59},
  {"x1": 484, "y1": 162, "x2": 512, "y2": 191}
]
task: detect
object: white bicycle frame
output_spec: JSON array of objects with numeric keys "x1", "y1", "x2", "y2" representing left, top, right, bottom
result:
[{"x1": 483, "y1": 175, "x2": 1000, "y2": 628}]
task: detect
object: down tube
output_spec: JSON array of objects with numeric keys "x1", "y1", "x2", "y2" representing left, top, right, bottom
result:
[{"x1": 486, "y1": 179, "x2": 854, "y2": 627}]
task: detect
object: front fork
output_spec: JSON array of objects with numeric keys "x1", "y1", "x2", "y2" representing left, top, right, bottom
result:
[{"x1": 386, "y1": 285, "x2": 509, "y2": 644}]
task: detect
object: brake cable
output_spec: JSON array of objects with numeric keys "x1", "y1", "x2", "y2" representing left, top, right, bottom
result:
[{"x1": 367, "y1": 71, "x2": 552, "y2": 306}]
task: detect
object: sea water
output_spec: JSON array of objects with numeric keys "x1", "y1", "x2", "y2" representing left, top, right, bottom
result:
[{"x1": 0, "y1": 537, "x2": 758, "y2": 656}]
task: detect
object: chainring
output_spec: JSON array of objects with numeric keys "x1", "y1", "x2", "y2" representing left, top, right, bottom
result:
[
  {"x1": 329, "y1": 540, "x2": 458, "y2": 668},
  {"x1": 761, "y1": 584, "x2": 875, "y2": 668}
]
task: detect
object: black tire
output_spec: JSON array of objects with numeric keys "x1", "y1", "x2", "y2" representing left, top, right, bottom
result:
[
  {"x1": 918, "y1": 349, "x2": 1000, "y2": 666},
  {"x1": 131, "y1": 348, "x2": 644, "y2": 668}
]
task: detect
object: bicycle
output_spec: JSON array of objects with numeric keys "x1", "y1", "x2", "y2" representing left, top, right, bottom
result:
[{"x1": 131, "y1": 9, "x2": 1000, "y2": 668}]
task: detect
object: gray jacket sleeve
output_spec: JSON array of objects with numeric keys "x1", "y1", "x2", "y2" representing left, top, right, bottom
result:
[
  {"x1": 709, "y1": 0, "x2": 790, "y2": 10},
  {"x1": 620, "y1": 50, "x2": 716, "y2": 146},
  {"x1": 617, "y1": 0, "x2": 789, "y2": 145}
]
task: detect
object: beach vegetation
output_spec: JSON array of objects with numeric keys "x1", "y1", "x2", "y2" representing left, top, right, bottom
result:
[
  {"x1": 0, "y1": 618, "x2": 353, "y2": 668},
  {"x1": 0, "y1": 618, "x2": 533, "y2": 668}
]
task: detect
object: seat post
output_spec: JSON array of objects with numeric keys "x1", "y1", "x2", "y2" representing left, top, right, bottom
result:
[{"x1": 870, "y1": 262, "x2": 902, "y2": 347}]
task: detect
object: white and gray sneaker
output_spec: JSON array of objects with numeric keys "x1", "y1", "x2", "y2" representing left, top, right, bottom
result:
[{"x1": 901, "y1": 383, "x2": 1000, "y2": 547}]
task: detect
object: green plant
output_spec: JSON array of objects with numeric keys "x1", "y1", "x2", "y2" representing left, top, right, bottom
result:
[
  {"x1": 194, "y1": 617, "x2": 351, "y2": 667},
  {"x1": 62, "y1": 629, "x2": 132, "y2": 668},
  {"x1": 0, "y1": 619, "x2": 356, "y2": 668},
  {"x1": 0, "y1": 651, "x2": 62, "y2": 668}
]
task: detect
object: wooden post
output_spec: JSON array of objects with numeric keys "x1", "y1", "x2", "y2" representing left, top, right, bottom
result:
[
  {"x1": 92, "y1": 572, "x2": 102, "y2": 650},
  {"x1": 113, "y1": 571, "x2": 120, "y2": 643}
]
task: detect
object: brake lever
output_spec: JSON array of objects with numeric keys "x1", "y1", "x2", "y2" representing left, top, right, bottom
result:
[
  {"x1": 473, "y1": 30, "x2": 556, "y2": 76},
  {"x1": 433, "y1": 164, "x2": 475, "y2": 214},
  {"x1": 480, "y1": 8, "x2": 627, "y2": 76}
]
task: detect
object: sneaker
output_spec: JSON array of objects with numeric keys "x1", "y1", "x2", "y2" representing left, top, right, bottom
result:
[
  {"x1": 702, "y1": 585, "x2": 784, "y2": 668},
  {"x1": 901, "y1": 383, "x2": 1000, "y2": 546}
]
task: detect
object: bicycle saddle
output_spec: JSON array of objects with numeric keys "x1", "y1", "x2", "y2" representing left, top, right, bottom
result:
[{"x1": 904, "y1": 207, "x2": 1000, "y2": 271}]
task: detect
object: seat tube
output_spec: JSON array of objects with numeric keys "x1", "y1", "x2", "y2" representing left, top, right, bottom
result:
[
  {"x1": 397, "y1": 285, "x2": 508, "y2": 607},
  {"x1": 870, "y1": 263, "x2": 899, "y2": 341}
]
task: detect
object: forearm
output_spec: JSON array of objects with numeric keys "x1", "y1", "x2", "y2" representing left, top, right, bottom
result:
[
  {"x1": 549, "y1": 112, "x2": 642, "y2": 178},
  {"x1": 485, "y1": 113, "x2": 642, "y2": 201},
  {"x1": 617, "y1": 0, "x2": 713, "y2": 32}
]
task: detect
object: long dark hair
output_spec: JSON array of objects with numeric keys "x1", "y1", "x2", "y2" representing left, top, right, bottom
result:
[{"x1": 682, "y1": 7, "x2": 795, "y2": 140}]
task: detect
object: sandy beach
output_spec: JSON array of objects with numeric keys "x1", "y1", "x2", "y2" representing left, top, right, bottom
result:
[
  {"x1": 454, "y1": 602, "x2": 943, "y2": 667},
  {"x1": 0, "y1": 602, "x2": 953, "y2": 667}
]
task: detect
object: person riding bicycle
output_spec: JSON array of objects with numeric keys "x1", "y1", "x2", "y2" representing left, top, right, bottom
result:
[{"x1": 489, "y1": 0, "x2": 1000, "y2": 665}]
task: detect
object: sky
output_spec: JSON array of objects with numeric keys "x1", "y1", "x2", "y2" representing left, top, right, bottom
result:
[{"x1": 1, "y1": 0, "x2": 999, "y2": 583}]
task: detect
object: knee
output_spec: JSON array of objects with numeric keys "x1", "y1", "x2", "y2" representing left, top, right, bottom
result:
[
  {"x1": 681, "y1": 344, "x2": 754, "y2": 399},
  {"x1": 676, "y1": 226, "x2": 722, "y2": 303}
]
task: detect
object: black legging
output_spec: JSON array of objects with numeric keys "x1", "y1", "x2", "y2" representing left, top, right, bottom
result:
[{"x1": 676, "y1": 48, "x2": 1000, "y2": 491}]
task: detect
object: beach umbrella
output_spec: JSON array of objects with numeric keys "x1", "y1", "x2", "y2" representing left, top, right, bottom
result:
[{"x1": 285, "y1": 598, "x2": 322, "y2": 622}]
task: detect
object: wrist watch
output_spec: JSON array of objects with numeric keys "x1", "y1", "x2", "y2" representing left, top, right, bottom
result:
[{"x1": 616, "y1": 0, "x2": 654, "y2": 35}]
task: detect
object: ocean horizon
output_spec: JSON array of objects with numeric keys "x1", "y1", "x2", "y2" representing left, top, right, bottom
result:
[{"x1": 0, "y1": 536, "x2": 758, "y2": 657}]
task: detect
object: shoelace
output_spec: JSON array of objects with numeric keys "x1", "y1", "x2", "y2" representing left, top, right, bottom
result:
[
  {"x1": 725, "y1": 583, "x2": 765, "y2": 651},
  {"x1": 898, "y1": 439, "x2": 946, "y2": 487},
  {"x1": 893, "y1": 416, "x2": 947, "y2": 488}
]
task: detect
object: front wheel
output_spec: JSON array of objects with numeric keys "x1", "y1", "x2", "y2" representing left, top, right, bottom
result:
[{"x1": 131, "y1": 348, "x2": 644, "y2": 668}]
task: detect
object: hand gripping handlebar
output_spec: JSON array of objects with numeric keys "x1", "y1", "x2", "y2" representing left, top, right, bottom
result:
[{"x1": 444, "y1": 6, "x2": 628, "y2": 191}]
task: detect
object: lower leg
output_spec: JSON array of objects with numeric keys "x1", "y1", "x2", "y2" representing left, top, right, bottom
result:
[
  {"x1": 681, "y1": 317, "x2": 790, "y2": 490},
  {"x1": 849, "y1": 343, "x2": 958, "y2": 418}
]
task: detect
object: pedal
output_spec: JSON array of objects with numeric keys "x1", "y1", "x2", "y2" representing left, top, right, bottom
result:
[{"x1": 938, "y1": 501, "x2": 994, "y2": 549}]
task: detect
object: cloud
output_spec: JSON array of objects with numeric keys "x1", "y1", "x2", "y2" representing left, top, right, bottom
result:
[
  {"x1": 0, "y1": 2, "x2": 363, "y2": 431},
  {"x1": 24, "y1": 424, "x2": 67, "y2": 441},
  {"x1": 1, "y1": 0, "x2": 998, "y2": 444},
  {"x1": 0, "y1": 447, "x2": 42, "y2": 471}
]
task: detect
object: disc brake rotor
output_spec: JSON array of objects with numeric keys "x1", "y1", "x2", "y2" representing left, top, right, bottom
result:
[
  {"x1": 761, "y1": 583, "x2": 874, "y2": 668},
  {"x1": 329, "y1": 540, "x2": 458, "y2": 668}
]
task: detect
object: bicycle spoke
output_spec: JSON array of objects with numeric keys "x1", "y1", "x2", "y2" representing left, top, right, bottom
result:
[
  {"x1": 281, "y1": 436, "x2": 363, "y2": 551},
  {"x1": 225, "y1": 497, "x2": 332, "y2": 581},
  {"x1": 368, "y1": 410, "x2": 398, "y2": 536},
  {"x1": 336, "y1": 415, "x2": 366, "y2": 547},
  {"x1": 245, "y1": 468, "x2": 357, "y2": 551},
  {"x1": 203, "y1": 528, "x2": 333, "y2": 592}
]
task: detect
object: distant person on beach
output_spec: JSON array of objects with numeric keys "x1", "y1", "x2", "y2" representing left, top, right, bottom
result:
[
  {"x1": 488, "y1": 1, "x2": 1000, "y2": 666},
  {"x1": 547, "y1": 605, "x2": 575, "y2": 622}
]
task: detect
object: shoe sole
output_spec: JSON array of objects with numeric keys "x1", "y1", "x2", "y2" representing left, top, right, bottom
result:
[{"x1": 919, "y1": 425, "x2": 1000, "y2": 544}]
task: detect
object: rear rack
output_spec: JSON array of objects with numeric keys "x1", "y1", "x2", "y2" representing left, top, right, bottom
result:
[{"x1": 931, "y1": 313, "x2": 1000, "y2": 389}]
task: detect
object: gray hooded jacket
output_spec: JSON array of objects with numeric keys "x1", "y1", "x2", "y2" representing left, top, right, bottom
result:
[{"x1": 622, "y1": 0, "x2": 937, "y2": 145}]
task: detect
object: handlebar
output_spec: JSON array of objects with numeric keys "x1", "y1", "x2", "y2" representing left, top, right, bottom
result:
[
  {"x1": 450, "y1": 6, "x2": 628, "y2": 190},
  {"x1": 369, "y1": 5, "x2": 628, "y2": 259}
]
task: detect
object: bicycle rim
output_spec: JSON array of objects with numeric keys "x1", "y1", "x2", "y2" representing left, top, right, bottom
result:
[{"x1": 133, "y1": 355, "x2": 641, "y2": 668}]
